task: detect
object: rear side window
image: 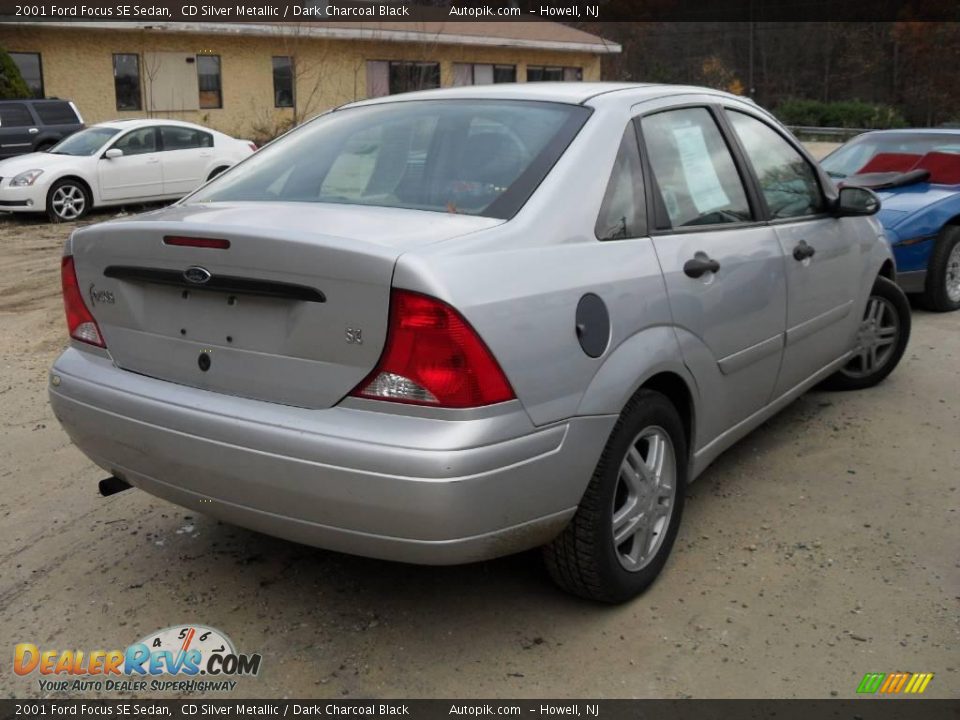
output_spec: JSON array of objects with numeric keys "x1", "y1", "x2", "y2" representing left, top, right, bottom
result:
[
  {"x1": 160, "y1": 126, "x2": 213, "y2": 150},
  {"x1": 0, "y1": 103, "x2": 34, "y2": 127},
  {"x1": 190, "y1": 100, "x2": 591, "y2": 219},
  {"x1": 33, "y1": 101, "x2": 79, "y2": 125},
  {"x1": 726, "y1": 110, "x2": 824, "y2": 219},
  {"x1": 640, "y1": 107, "x2": 751, "y2": 229},
  {"x1": 595, "y1": 124, "x2": 646, "y2": 240}
]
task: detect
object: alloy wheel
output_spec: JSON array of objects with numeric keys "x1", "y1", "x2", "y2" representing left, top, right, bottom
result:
[
  {"x1": 51, "y1": 184, "x2": 86, "y2": 221},
  {"x1": 612, "y1": 426, "x2": 677, "y2": 572},
  {"x1": 841, "y1": 295, "x2": 900, "y2": 379},
  {"x1": 946, "y1": 242, "x2": 960, "y2": 303}
]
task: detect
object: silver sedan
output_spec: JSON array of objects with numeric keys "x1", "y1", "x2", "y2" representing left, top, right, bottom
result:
[{"x1": 49, "y1": 83, "x2": 910, "y2": 602}]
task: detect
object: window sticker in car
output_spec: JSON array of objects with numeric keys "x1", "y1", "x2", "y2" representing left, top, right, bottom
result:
[{"x1": 671, "y1": 125, "x2": 731, "y2": 215}]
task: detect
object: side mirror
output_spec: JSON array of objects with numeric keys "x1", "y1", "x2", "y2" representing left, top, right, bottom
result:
[
  {"x1": 104, "y1": 148, "x2": 124, "y2": 159},
  {"x1": 835, "y1": 186, "x2": 880, "y2": 217}
]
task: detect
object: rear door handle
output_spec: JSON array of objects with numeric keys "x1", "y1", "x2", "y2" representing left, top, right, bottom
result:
[
  {"x1": 683, "y1": 252, "x2": 721, "y2": 278},
  {"x1": 793, "y1": 240, "x2": 816, "y2": 261},
  {"x1": 28, "y1": 128, "x2": 38, "y2": 134},
  {"x1": 146, "y1": 157, "x2": 160, "y2": 164}
]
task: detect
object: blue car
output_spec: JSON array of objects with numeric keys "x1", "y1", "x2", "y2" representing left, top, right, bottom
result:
[{"x1": 821, "y1": 129, "x2": 960, "y2": 311}]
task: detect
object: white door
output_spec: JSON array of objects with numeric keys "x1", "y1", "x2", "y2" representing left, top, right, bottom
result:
[
  {"x1": 159, "y1": 126, "x2": 214, "y2": 195},
  {"x1": 98, "y1": 127, "x2": 163, "y2": 201}
]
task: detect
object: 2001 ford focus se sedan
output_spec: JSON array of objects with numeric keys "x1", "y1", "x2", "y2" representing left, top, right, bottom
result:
[{"x1": 49, "y1": 84, "x2": 911, "y2": 602}]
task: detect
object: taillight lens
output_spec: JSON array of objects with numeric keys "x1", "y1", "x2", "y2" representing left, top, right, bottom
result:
[
  {"x1": 61, "y1": 256, "x2": 105, "y2": 348},
  {"x1": 351, "y1": 290, "x2": 514, "y2": 409},
  {"x1": 248, "y1": 142, "x2": 258, "y2": 152}
]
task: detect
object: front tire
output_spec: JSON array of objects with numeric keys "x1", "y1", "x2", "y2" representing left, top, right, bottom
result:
[
  {"x1": 46, "y1": 179, "x2": 91, "y2": 223},
  {"x1": 821, "y1": 275, "x2": 911, "y2": 391},
  {"x1": 543, "y1": 390, "x2": 687, "y2": 603},
  {"x1": 921, "y1": 226, "x2": 960, "y2": 312}
]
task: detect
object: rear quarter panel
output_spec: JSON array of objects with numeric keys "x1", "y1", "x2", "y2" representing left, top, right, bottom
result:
[{"x1": 393, "y1": 101, "x2": 682, "y2": 428}]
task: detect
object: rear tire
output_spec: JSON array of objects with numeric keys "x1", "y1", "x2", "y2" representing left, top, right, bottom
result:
[
  {"x1": 207, "y1": 166, "x2": 229, "y2": 181},
  {"x1": 921, "y1": 226, "x2": 960, "y2": 312},
  {"x1": 543, "y1": 389, "x2": 687, "y2": 603},
  {"x1": 821, "y1": 275, "x2": 911, "y2": 391}
]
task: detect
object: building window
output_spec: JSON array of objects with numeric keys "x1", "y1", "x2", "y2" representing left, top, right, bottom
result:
[
  {"x1": 113, "y1": 54, "x2": 142, "y2": 111},
  {"x1": 388, "y1": 61, "x2": 440, "y2": 95},
  {"x1": 452, "y1": 63, "x2": 516, "y2": 86},
  {"x1": 9, "y1": 52, "x2": 43, "y2": 98},
  {"x1": 272, "y1": 56, "x2": 294, "y2": 108},
  {"x1": 527, "y1": 66, "x2": 582, "y2": 82},
  {"x1": 197, "y1": 54, "x2": 222, "y2": 109}
]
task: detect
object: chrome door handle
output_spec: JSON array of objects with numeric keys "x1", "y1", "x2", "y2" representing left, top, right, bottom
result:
[
  {"x1": 683, "y1": 252, "x2": 721, "y2": 278},
  {"x1": 28, "y1": 128, "x2": 38, "y2": 134},
  {"x1": 793, "y1": 240, "x2": 816, "y2": 261}
]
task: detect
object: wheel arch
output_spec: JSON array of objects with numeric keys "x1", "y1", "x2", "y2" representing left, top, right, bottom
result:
[
  {"x1": 575, "y1": 325, "x2": 698, "y2": 452},
  {"x1": 50, "y1": 174, "x2": 94, "y2": 204}
]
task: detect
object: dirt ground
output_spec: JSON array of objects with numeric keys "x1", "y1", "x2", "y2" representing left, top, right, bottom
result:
[{"x1": 0, "y1": 199, "x2": 957, "y2": 700}]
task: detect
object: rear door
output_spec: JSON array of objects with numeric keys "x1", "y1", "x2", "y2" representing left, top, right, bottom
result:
[
  {"x1": 723, "y1": 109, "x2": 860, "y2": 396},
  {"x1": 638, "y1": 105, "x2": 787, "y2": 443},
  {"x1": 98, "y1": 126, "x2": 164, "y2": 201},
  {"x1": 0, "y1": 103, "x2": 38, "y2": 158},
  {"x1": 159, "y1": 125, "x2": 213, "y2": 195}
]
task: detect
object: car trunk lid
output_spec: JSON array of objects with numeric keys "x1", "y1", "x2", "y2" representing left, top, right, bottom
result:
[{"x1": 70, "y1": 202, "x2": 501, "y2": 408}]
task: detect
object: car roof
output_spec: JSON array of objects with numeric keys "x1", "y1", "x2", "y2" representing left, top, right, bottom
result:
[
  {"x1": 340, "y1": 82, "x2": 748, "y2": 110},
  {"x1": 93, "y1": 118, "x2": 217, "y2": 132}
]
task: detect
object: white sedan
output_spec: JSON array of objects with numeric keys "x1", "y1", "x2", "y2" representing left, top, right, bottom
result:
[{"x1": 0, "y1": 119, "x2": 254, "y2": 222}]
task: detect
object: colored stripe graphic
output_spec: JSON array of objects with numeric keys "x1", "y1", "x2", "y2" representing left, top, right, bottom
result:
[
  {"x1": 857, "y1": 673, "x2": 886, "y2": 693},
  {"x1": 857, "y1": 672, "x2": 934, "y2": 694}
]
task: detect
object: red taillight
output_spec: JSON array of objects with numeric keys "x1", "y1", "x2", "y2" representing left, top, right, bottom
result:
[
  {"x1": 351, "y1": 290, "x2": 514, "y2": 409},
  {"x1": 163, "y1": 235, "x2": 230, "y2": 249},
  {"x1": 248, "y1": 142, "x2": 258, "y2": 152},
  {"x1": 61, "y1": 256, "x2": 105, "y2": 348}
]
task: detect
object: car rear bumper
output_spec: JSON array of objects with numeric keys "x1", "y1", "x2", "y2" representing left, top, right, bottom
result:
[{"x1": 49, "y1": 347, "x2": 615, "y2": 564}]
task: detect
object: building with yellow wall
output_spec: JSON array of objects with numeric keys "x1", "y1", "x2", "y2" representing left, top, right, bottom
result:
[{"x1": 0, "y1": 21, "x2": 619, "y2": 141}]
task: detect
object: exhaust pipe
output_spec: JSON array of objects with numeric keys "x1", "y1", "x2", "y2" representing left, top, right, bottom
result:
[{"x1": 99, "y1": 476, "x2": 132, "y2": 497}]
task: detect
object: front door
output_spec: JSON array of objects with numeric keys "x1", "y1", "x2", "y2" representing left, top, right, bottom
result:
[
  {"x1": 98, "y1": 126, "x2": 164, "y2": 201},
  {"x1": 639, "y1": 107, "x2": 787, "y2": 448},
  {"x1": 0, "y1": 103, "x2": 38, "y2": 158},
  {"x1": 723, "y1": 109, "x2": 861, "y2": 396}
]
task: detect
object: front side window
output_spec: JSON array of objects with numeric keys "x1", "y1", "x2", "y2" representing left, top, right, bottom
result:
[
  {"x1": 640, "y1": 107, "x2": 751, "y2": 228},
  {"x1": 0, "y1": 103, "x2": 33, "y2": 127},
  {"x1": 113, "y1": 127, "x2": 158, "y2": 156},
  {"x1": 160, "y1": 126, "x2": 212, "y2": 150},
  {"x1": 388, "y1": 61, "x2": 439, "y2": 95},
  {"x1": 197, "y1": 55, "x2": 222, "y2": 109},
  {"x1": 9, "y1": 52, "x2": 42, "y2": 98},
  {"x1": 272, "y1": 56, "x2": 294, "y2": 108},
  {"x1": 727, "y1": 110, "x2": 823, "y2": 219},
  {"x1": 188, "y1": 100, "x2": 590, "y2": 220},
  {"x1": 595, "y1": 124, "x2": 646, "y2": 240},
  {"x1": 113, "y1": 54, "x2": 142, "y2": 111}
]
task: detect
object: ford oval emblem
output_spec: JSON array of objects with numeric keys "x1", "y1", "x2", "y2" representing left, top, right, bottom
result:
[{"x1": 183, "y1": 266, "x2": 212, "y2": 285}]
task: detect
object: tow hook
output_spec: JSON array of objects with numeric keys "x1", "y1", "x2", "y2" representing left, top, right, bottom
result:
[{"x1": 99, "y1": 476, "x2": 132, "y2": 497}]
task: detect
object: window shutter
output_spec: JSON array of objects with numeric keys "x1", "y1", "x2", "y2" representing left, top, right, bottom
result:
[{"x1": 366, "y1": 61, "x2": 389, "y2": 98}]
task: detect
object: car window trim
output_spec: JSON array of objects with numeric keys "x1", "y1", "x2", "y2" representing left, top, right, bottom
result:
[
  {"x1": 633, "y1": 102, "x2": 764, "y2": 235},
  {"x1": 720, "y1": 105, "x2": 835, "y2": 223}
]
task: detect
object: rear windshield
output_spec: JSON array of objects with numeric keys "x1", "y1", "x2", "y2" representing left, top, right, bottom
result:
[
  {"x1": 188, "y1": 100, "x2": 590, "y2": 219},
  {"x1": 48, "y1": 127, "x2": 120, "y2": 156},
  {"x1": 33, "y1": 101, "x2": 80, "y2": 125}
]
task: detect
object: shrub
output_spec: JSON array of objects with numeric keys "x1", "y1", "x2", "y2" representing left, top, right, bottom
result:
[
  {"x1": 0, "y1": 48, "x2": 30, "y2": 99},
  {"x1": 775, "y1": 99, "x2": 908, "y2": 129}
]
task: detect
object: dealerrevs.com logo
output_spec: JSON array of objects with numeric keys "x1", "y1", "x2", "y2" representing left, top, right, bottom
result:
[{"x1": 14, "y1": 625, "x2": 262, "y2": 693}]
